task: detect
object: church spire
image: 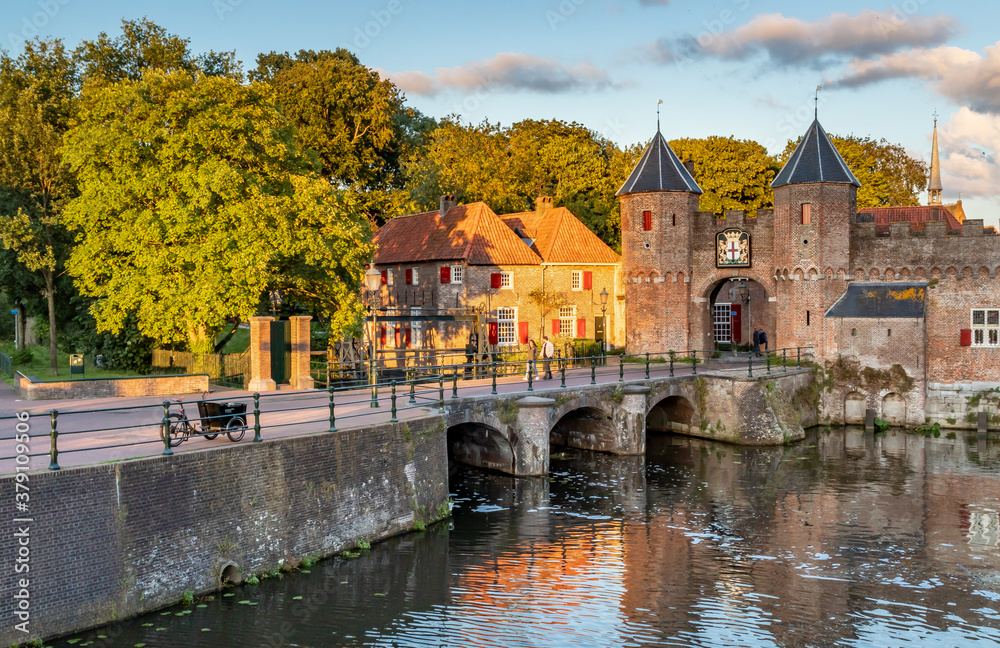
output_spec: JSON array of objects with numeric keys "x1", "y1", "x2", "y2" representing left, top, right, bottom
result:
[{"x1": 928, "y1": 113, "x2": 943, "y2": 205}]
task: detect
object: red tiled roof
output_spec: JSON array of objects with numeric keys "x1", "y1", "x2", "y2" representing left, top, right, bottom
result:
[
  {"x1": 373, "y1": 202, "x2": 541, "y2": 265},
  {"x1": 501, "y1": 208, "x2": 620, "y2": 264},
  {"x1": 857, "y1": 206, "x2": 963, "y2": 232}
]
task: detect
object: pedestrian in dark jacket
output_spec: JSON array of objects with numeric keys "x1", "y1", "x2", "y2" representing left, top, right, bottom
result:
[
  {"x1": 752, "y1": 328, "x2": 761, "y2": 357},
  {"x1": 760, "y1": 329, "x2": 768, "y2": 354}
]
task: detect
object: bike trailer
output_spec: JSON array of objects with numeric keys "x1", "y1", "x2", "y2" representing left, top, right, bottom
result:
[{"x1": 197, "y1": 401, "x2": 248, "y2": 432}]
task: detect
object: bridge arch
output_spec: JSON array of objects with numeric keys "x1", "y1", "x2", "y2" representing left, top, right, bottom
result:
[
  {"x1": 447, "y1": 421, "x2": 515, "y2": 474},
  {"x1": 647, "y1": 395, "x2": 697, "y2": 435},
  {"x1": 549, "y1": 403, "x2": 617, "y2": 451}
]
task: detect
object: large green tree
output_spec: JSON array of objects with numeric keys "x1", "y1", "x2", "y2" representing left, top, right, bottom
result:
[
  {"x1": 780, "y1": 134, "x2": 927, "y2": 207},
  {"x1": 61, "y1": 70, "x2": 372, "y2": 353},
  {"x1": 0, "y1": 39, "x2": 77, "y2": 373},
  {"x1": 252, "y1": 49, "x2": 427, "y2": 223},
  {"x1": 669, "y1": 136, "x2": 779, "y2": 216}
]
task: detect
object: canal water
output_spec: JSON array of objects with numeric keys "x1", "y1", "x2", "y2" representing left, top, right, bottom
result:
[{"x1": 64, "y1": 428, "x2": 999, "y2": 647}]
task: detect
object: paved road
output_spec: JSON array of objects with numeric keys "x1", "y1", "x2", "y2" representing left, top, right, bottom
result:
[{"x1": 1, "y1": 357, "x2": 794, "y2": 474}]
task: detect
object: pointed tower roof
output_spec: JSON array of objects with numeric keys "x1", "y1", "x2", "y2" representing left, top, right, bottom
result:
[
  {"x1": 771, "y1": 119, "x2": 861, "y2": 188},
  {"x1": 928, "y1": 116, "x2": 943, "y2": 204},
  {"x1": 616, "y1": 130, "x2": 702, "y2": 196}
]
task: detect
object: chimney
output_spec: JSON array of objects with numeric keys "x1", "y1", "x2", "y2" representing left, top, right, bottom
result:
[
  {"x1": 683, "y1": 158, "x2": 695, "y2": 177},
  {"x1": 534, "y1": 196, "x2": 554, "y2": 216},
  {"x1": 439, "y1": 194, "x2": 457, "y2": 218}
]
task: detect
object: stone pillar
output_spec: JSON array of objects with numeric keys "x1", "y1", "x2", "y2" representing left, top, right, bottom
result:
[
  {"x1": 514, "y1": 396, "x2": 554, "y2": 476},
  {"x1": 247, "y1": 315, "x2": 276, "y2": 392},
  {"x1": 614, "y1": 385, "x2": 650, "y2": 455},
  {"x1": 289, "y1": 315, "x2": 314, "y2": 390}
]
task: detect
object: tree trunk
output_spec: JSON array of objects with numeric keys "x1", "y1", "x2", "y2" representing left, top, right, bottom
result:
[
  {"x1": 15, "y1": 301, "x2": 25, "y2": 352},
  {"x1": 212, "y1": 317, "x2": 242, "y2": 353},
  {"x1": 45, "y1": 270, "x2": 57, "y2": 376}
]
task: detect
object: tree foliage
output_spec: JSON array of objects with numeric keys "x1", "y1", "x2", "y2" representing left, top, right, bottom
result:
[
  {"x1": 780, "y1": 134, "x2": 927, "y2": 207},
  {"x1": 61, "y1": 70, "x2": 372, "y2": 353},
  {"x1": 669, "y1": 136, "x2": 780, "y2": 216}
]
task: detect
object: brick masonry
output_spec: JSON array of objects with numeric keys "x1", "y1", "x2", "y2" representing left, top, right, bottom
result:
[
  {"x1": 0, "y1": 416, "x2": 448, "y2": 645},
  {"x1": 14, "y1": 372, "x2": 210, "y2": 400}
]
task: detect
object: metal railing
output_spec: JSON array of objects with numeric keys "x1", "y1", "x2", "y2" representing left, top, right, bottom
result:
[
  {"x1": 0, "y1": 352, "x2": 11, "y2": 378},
  {"x1": 1, "y1": 346, "x2": 810, "y2": 473}
]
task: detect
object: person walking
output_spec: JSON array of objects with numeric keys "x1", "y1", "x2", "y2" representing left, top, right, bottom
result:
[
  {"x1": 760, "y1": 328, "x2": 769, "y2": 355},
  {"x1": 752, "y1": 328, "x2": 761, "y2": 357},
  {"x1": 523, "y1": 339, "x2": 539, "y2": 380},
  {"x1": 541, "y1": 335, "x2": 555, "y2": 379}
]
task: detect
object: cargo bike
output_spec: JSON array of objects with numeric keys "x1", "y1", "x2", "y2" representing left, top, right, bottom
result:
[{"x1": 160, "y1": 397, "x2": 248, "y2": 448}]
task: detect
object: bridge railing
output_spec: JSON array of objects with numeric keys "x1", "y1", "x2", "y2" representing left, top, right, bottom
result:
[{"x1": 2, "y1": 346, "x2": 810, "y2": 473}]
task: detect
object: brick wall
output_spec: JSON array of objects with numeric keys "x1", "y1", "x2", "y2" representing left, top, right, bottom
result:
[
  {"x1": 0, "y1": 416, "x2": 448, "y2": 645},
  {"x1": 14, "y1": 372, "x2": 210, "y2": 400}
]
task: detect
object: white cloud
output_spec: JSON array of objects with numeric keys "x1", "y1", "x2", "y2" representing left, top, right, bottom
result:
[
  {"x1": 650, "y1": 9, "x2": 959, "y2": 68},
  {"x1": 834, "y1": 43, "x2": 1000, "y2": 114},
  {"x1": 381, "y1": 52, "x2": 614, "y2": 97},
  {"x1": 938, "y1": 107, "x2": 1000, "y2": 200}
]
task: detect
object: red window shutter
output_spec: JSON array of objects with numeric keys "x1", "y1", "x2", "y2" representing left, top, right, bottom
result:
[
  {"x1": 405, "y1": 268, "x2": 413, "y2": 285},
  {"x1": 379, "y1": 324, "x2": 386, "y2": 345},
  {"x1": 490, "y1": 273, "x2": 502, "y2": 289},
  {"x1": 577, "y1": 318, "x2": 586, "y2": 338},
  {"x1": 488, "y1": 322, "x2": 499, "y2": 345},
  {"x1": 960, "y1": 328, "x2": 972, "y2": 346},
  {"x1": 518, "y1": 322, "x2": 529, "y2": 345},
  {"x1": 552, "y1": 319, "x2": 560, "y2": 336},
  {"x1": 440, "y1": 266, "x2": 450, "y2": 283},
  {"x1": 394, "y1": 327, "x2": 401, "y2": 347},
  {"x1": 380, "y1": 269, "x2": 387, "y2": 285},
  {"x1": 583, "y1": 271, "x2": 592, "y2": 290},
  {"x1": 405, "y1": 327, "x2": 412, "y2": 347},
  {"x1": 643, "y1": 210, "x2": 652, "y2": 231}
]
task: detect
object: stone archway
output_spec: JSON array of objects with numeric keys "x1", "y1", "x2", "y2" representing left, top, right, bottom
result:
[
  {"x1": 704, "y1": 277, "x2": 773, "y2": 352},
  {"x1": 882, "y1": 393, "x2": 906, "y2": 426},
  {"x1": 447, "y1": 422, "x2": 515, "y2": 474},
  {"x1": 550, "y1": 406, "x2": 618, "y2": 452},
  {"x1": 647, "y1": 395, "x2": 696, "y2": 435},
  {"x1": 844, "y1": 391, "x2": 866, "y2": 425}
]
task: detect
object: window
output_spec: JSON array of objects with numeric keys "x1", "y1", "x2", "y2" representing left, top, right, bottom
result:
[
  {"x1": 451, "y1": 265, "x2": 463, "y2": 284},
  {"x1": 972, "y1": 308, "x2": 1000, "y2": 346},
  {"x1": 713, "y1": 303, "x2": 731, "y2": 343},
  {"x1": 806, "y1": 310, "x2": 811, "y2": 326},
  {"x1": 801, "y1": 203, "x2": 812, "y2": 225},
  {"x1": 387, "y1": 269, "x2": 393, "y2": 286},
  {"x1": 497, "y1": 307, "x2": 516, "y2": 346},
  {"x1": 643, "y1": 210, "x2": 652, "y2": 231},
  {"x1": 571, "y1": 271, "x2": 582, "y2": 291},
  {"x1": 559, "y1": 306, "x2": 576, "y2": 337},
  {"x1": 500, "y1": 271, "x2": 512, "y2": 289},
  {"x1": 672, "y1": 213, "x2": 676, "y2": 227},
  {"x1": 412, "y1": 267, "x2": 419, "y2": 285},
  {"x1": 411, "y1": 309, "x2": 422, "y2": 347}
]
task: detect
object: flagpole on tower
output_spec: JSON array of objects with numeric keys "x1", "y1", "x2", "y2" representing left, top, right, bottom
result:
[
  {"x1": 657, "y1": 99, "x2": 663, "y2": 132},
  {"x1": 814, "y1": 85, "x2": 821, "y2": 119}
]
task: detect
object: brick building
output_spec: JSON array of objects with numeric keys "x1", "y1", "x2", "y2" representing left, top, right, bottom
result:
[
  {"x1": 621, "y1": 117, "x2": 1000, "y2": 428},
  {"x1": 371, "y1": 195, "x2": 623, "y2": 354}
]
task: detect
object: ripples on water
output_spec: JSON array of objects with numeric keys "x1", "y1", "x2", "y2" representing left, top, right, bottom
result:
[{"x1": 66, "y1": 428, "x2": 1000, "y2": 647}]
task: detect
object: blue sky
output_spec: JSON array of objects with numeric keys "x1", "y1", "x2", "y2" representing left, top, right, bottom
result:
[{"x1": 6, "y1": 0, "x2": 1000, "y2": 226}]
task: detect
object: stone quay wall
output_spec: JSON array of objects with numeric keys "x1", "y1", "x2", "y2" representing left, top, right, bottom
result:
[{"x1": 14, "y1": 372, "x2": 210, "y2": 400}]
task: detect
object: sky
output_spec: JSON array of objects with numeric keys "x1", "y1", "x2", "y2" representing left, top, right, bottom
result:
[{"x1": 5, "y1": 0, "x2": 1000, "y2": 227}]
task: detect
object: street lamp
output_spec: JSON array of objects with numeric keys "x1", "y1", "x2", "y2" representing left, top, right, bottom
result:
[
  {"x1": 738, "y1": 281, "x2": 751, "y2": 356},
  {"x1": 268, "y1": 289, "x2": 283, "y2": 318},
  {"x1": 364, "y1": 265, "x2": 382, "y2": 407},
  {"x1": 600, "y1": 287, "x2": 609, "y2": 358}
]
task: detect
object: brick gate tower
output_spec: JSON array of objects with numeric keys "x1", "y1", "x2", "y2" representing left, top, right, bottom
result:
[
  {"x1": 770, "y1": 117, "x2": 859, "y2": 360},
  {"x1": 617, "y1": 128, "x2": 702, "y2": 353}
]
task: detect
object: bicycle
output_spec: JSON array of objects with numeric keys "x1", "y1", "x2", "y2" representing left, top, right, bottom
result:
[{"x1": 161, "y1": 396, "x2": 248, "y2": 448}]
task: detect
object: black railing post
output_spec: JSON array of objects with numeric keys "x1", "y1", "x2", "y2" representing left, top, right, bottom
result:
[
  {"x1": 797, "y1": 347, "x2": 801, "y2": 366},
  {"x1": 528, "y1": 361, "x2": 534, "y2": 392},
  {"x1": 391, "y1": 381, "x2": 398, "y2": 422},
  {"x1": 48, "y1": 410, "x2": 60, "y2": 470},
  {"x1": 326, "y1": 361, "x2": 330, "y2": 390},
  {"x1": 645, "y1": 352, "x2": 650, "y2": 379},
  {"x1": 328, "y1": 386, "x2": 337, "y2": 432},
  {"x1": 560, "y1": 356, "x2": 566, "y2": 388},
  {"x1": 748, "y1": 352, "x2": 753, "y2": 378},
  {"x1": 491, "y1": 357, "x2": 497, "y2": 395},
  {"x1": 619, "y1": 354, "x2": 624, "y2": 383},
  {"x1": 692, "y1": 350, "x2": 697, "y2": 375},
  {"x1": 590, "y1": 356, "x2": 596, "y2": 385},
  {"x1": 438, "y1": 376, "x2": 445, "y2": 413},
  {"x1": 452, "y1": 367, "x2": 459, "y2": 399},
  {"x1": 669, "y1": 350, "x2": 674, "y2": 377},
  {"x1": 161, "y1": 401, "x2": 173, "y2": 456},
  {"x1": 783, "y1": 348, "x2": 787, "y2": 372},
  {"x1": 408, "y1": 368, "x2": 417, "y2": 405},
  {"x1": 252, "y1": 392, "x2": 262, "y2": 443}
]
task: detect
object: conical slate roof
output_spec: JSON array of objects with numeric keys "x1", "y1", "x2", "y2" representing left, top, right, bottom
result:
[
  {"x1": 771, "y1": 119, "x2": 861, "y2": 188},
  {"x1": 616, "y1": 130, "x2": 702, "y2": 196}
]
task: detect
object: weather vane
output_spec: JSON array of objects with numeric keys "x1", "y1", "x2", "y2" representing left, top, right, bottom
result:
[
  {"x1": 815, "y1": 85, "x2": 821, "y2": 119},
  {"x1": 657, "y1": 98, "x2": 663, "y2": 132}
]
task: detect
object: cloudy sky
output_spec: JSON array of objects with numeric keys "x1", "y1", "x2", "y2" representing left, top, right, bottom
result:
[{"x1": 7, "y1": 0, "x2": 1000, "y2": 226}]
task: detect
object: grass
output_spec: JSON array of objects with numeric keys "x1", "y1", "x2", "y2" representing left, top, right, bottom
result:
[
  {"x1": 215, "y1": 324, "x2": 250, "y2": 354},
  {"x1": 0, "y1": 342, "x2": 144, "y2": 386}
]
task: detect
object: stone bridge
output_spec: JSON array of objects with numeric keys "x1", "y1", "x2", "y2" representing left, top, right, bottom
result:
[{"x1": 445, "y1": 369, "x2": 816, "y2": 475}]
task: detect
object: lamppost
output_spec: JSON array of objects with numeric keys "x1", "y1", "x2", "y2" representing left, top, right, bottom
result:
[
  {"x1": 363, "y1": 265, "x2": 382, "y2": 408},
  {"x1": 738, "y1": 281, "x2": 751, "y2": 355},
  {"x1": 599, "y1": 287, "x2": 609, "y2": 358},
  {"x1": 268, "y1": 289, "x2": 283, "y2": 318}
]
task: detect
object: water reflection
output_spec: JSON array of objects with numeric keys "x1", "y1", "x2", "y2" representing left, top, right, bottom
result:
[{"x1": 65, "y1": 428, "x2": 1000, "y2": 647}]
